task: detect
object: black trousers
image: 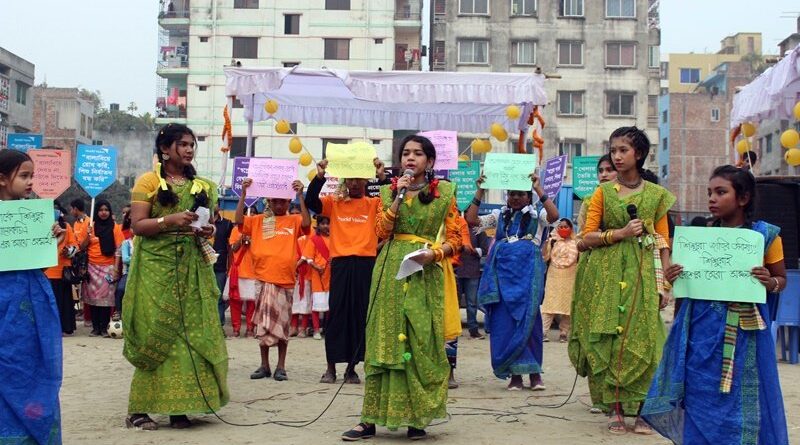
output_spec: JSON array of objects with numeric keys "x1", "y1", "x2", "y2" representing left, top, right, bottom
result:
[{"x1": 90, "y1": 305, "x2": 112, "y2": 333}]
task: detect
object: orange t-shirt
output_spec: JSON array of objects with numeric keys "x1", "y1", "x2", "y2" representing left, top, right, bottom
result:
[
  {"x1": 303, "y1": 235, "x2": 331, "y2": 293},
  {"x1": 319, "y1": 195, "x2": 382, "y2": 258},
  {"x1": 87, "y1": 224, "x2": 124, "y2": 266},
  {"x1": 242, "y1": 214, "x2": 309, "y2": 288},
  {"x1": 45, "y1": 225, "x2": 77, "y2": 280},
  {"x1": 229, "y1": 227, "x2": 256, "y2": 279},
  {"x1": 72, "y1": 216, "x2": 91, "y2": 246}
]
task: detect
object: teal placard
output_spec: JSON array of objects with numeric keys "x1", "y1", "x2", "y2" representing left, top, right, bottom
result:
[
  {"x1": 480, "y1": 153, "x2": 538, "y2": 192},
  {"x1": 672, "y1": 226, "x2": 765, "y2": 303},
  {"x1": 450, "y1": 161, "x2": 481, "y2": 211},
  {"x1": 572, "y1": 156, "x2": 601, "y2": 199},
  {"x1": 0, "y1": 199, "x2": 58, "y2": 272}
]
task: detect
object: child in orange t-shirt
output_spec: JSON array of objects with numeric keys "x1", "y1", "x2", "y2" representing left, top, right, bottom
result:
[
  {"x1": 227, "y1": 225, "x2": 257, "y2": 337},
  {"x1": 290, "y1": 234, "x2": 312, "y2": 337},
  {"x1": 236, "y1": 178, "x2": 310, "y2": 382},
  {"x1": 301, "y1": 216, "x2": 331, "y2": 340}
]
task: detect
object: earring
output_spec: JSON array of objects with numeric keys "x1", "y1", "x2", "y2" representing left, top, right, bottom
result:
[{"x1": 162, "y1": 154, "x2": 170, "y2": 160}]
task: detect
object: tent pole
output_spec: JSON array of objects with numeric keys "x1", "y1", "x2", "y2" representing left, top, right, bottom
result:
[{"x1": 245, "y1": 93, "x2": 254, "y2": 157}]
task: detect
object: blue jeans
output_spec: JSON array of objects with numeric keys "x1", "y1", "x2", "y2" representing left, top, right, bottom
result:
[
  {"x1": 115, "y1": 274, "x2": 128, "y2": 317},
  {"x1": 215, "y1": 271, "x2": 228, "y2": 326},
  {"x1": 457, "y1": 277, "x2": 480, "y2": 331}
]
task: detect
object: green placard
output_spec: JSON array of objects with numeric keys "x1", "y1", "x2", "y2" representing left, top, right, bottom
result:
[
  {"x1": 572, "y1": 156, "x2": 601, "y2": 199},
  {"x1": 0, "y1": 199, "x2": 58, "y2": 272},
  {"x1": 450, "y1": 161, "x2": 481, "y2": 211},
  {"x1": 480, "y1": 153, "x2": 538, "y2": 192},
  {"x1": 672, "y1": 226, "x2": 765, "y2": 303}
]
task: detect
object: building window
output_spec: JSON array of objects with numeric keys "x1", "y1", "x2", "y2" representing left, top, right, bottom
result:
[
  {"x1": 511, "y1": 41, "x2": 536, "y2": 65},
  {"x1": 648, "y1": 95, "x2": 658, "y2": 119},
  {"x1": 511, "y1": 0, "x2": 536, "y2": 16},
  {"x1": 710, "y1": 108, "x2": 720, "y2": 122},
  {"x1": 560, "y1": 0, "x2": 584, "y2": 17},
  {"x1": 371, "y1": 139, "x2": 381, "y2": 145},
  {"x1": 606, "y1": 42, "x2": 636, "y2": 67},
  {"x1": 15, "y1": 82, "x2": 28, "y2": 105},
  {"x1": 557, "y1": 41, "x2": 583, "y2": 66},
  {"x1": 606, "y1": 0, "x2": 635, "y2": 18},
  {"x1": 662, "y1": 137, "x2": 668, "y2": 151},
  {"x1": 459, "y1": 0, "x2": 489, "y2": 15},
  {"x1": 374, "y1": 38, "x2": 384, "y2": 44},
  {"x1": 232, "y1": 97, "x2": 244, "y2": 109},
  {"x1": 234, "y1": 0, "x2": 259, "y2": 8},
  {"x1": 232, "y1": 37, "x2": 258, "y2": 59},
  {"x1": 558, "y1": 141, "x2": 583, "y2": 160},
  {"x1": 283, "y1": 62, "x2": 300, "y2": 67},
  {"x1": 648, "y1": 45, "x2": 659, "y2": 68},
  {"x1": 434, "y1": 0, "x2": 446, "y2": 14},
  {"x1": 557, "y1": 91, "x2": 583, "y2": 116},
  {"x1": 198, "y1": 85, "x2": 208, "y2": 91},
  {"x1": 606, "y1": 92, "x2": 635, "y2": 116},
  {"x1": 662, "y1": 110, "x2": 668, "y2": 123},
  {"x1": 679, "y1": 68, "x2": 700, "y2": 83},
  {"x1": 200, "y1": 36, "x2": 209, "y2": 42},
  {"x1": 458, "y1": 40, "x2": 489, "y2": 64},
  {"x1": 325, "y1": 0, "x2": 350, "y2": 10},
  {"x1": 230, "y1": 137, "x2": 250, "y2": 158},
  {"x1": 324, "y1": 39, "x2": 350, "y2": 60},
  {"x1": 197, "y1": 136, "x2": 206, "y2": 142},
  {"x1": 321, "y1": 138, "x2": 349, "y2": 158},
  {"x1": 765, "y1": 134, "x2": 772, "y2": 154},
  {"x1": 284, "y1": 14, "x2": 300, "y2": 35},
  {"x1": 661, "y1": 164, "x2": 668, "y2": 178}
]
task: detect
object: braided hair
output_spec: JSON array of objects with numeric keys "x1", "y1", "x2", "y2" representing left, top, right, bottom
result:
[
  {"x1": 710, "y1": 165, "x2": 756, "y2": 226},
  {"x1": 392, "y1": 134, "x2": 438, "y2": 205},
  {"x1": 154, "y1": 123, "x2": 209, "y2": 210},
  {"x1": 609, "y1": 126, "x2": 651, "y2": 174}
]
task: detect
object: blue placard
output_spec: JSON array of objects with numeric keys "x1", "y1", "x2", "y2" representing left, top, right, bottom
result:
[
  {"x1": 7, "y1": 133, "x2": 43, "y2": 151},
  {"x1": 75, "y1": 145, "x2": 117, "y2": 198}
]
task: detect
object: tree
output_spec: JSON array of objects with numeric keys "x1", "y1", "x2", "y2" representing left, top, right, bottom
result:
[
  {"x1": 94, "y1": 108, "x2": 155, "y2": 133},
  {"x1": 127, "y1": 102, "x2": 138, "y2": 113},
  {"x1": 79, "y1": 88, "x2": 103, "y2": 110}
]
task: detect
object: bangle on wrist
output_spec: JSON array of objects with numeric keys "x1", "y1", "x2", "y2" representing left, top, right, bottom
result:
[
  {"x1": 539, "y1": 194, "x2": 549, "y2": 204},
  {"x1": 471, "y1": 197, "x2": 481, "y2": 207},
  {"x1": 771, "y1": 277, "x2": 781, "y2": 293},
  {"x1": 157, "y1": 217, "x2": 168, "y2": 232}
]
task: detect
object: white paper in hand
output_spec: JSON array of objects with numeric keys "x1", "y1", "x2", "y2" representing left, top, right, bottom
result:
[
  {"x1": 191, "y1": 206, "x2": 210, "y2": 230},
  {"x1": 396, "y1": 249, "x2": 428, "y2": 280}
]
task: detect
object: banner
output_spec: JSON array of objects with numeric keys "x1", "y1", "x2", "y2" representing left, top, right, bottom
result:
[
  {"x1": 542, "y1": 155, "x2": 568, "y2": 199},
  {"x1": 232, "y1": 157, "x2": 259, "y2": 207},
  {"x1": 326, "y1": 141, "x2": 377, "y2": 179},
  {"x1": 672, "y1": 227, "x2": 765, "y2": 303},
  {"x1": 7, "y1": 133, "x2": 43, "y2": 152},
  {"x1": 572, "y1": 156, "x2": 600, "y2": 200},
  {"x1": 74, "y1": 145, "x2": 117, "y2": 198},
  {"x1": 28, "y1": 149, "x2": 72, "y2": 199},
  {"x1": 449, "y1": 161, "x2": 481, "y2": 211},
  {"x1": 417, "y1": 130, "x2": 458, "y2": 170},
  {"x1": 481, "y1": 153, "x2": 538, "y2": 191},
  {"x1": 246, "y1": 158, "x2": 298, "y2": 200},
  {"x1": 0, "y1": 199, "x2": 58, "y2": 271}
]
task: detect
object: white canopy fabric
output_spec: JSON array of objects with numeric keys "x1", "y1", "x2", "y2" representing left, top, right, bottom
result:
[
  {"x1": 730, "y1": 43, "x2": 800, "y2": 128},
  {"x1": 224, "y1": 67, "x2": 548, "y2": 133}
]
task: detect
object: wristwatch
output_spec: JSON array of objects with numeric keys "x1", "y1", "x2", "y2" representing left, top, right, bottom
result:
[
  {"x1": 157, "y1": 217, "x2": 168, "y2": 232},
  {"x1": 539, "y1": 194, "x2": 549, "y2": 204}
]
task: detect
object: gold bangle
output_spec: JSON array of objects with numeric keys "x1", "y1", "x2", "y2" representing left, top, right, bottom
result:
[
  {"x1": 386, "y1": 208, "x2": 396, "y2": 219},
  {"x1": 157, "y1": 217, "x2": 168, "y2": 232}
]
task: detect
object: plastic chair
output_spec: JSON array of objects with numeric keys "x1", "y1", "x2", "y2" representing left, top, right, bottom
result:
[{"x1": 773, "y1": 270, "x2": 800, "y2": 364}]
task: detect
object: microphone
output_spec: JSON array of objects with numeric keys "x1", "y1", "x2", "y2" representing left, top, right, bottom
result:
[
  {"x1": 397, "y1": 169, "x2": 415, "y2": 200},
  {"x1": 626, "y1": 204, "x2": 641, "y2": 247}
]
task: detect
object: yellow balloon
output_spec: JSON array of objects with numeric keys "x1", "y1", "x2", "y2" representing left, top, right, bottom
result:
[
  {"x1": 275, "y1": 120, "x2": 291, "y2": 134},
  {"x1": 794, "y1": 101, "x2": 800, "y2": 121},
  {"x1": 307, "y1": 170, "x2": 318, "y2": 181},
  {"x1": 481, "y1": 139, "x2": 493, "y2": 153},
  {"x1": 785, "y1": 148, "x2": 800, "y2": 166},
  {"x1": 736, "y1": 139, "x2": 751, "y2": 155},
  {"x1": 506, "y1": 105, "x2": 521, "y2": 120},
  {"x1": 471, "y1": 138, "x2": 483, "y2": 153},
  {"x1": 458, "y1": 154, "x2": 471, "y2": 162},
  {"x1": 741, "y1": 122, "x2": 756, "y2": 137},
  {"x1": 490, "y1": 123, "x2": 508, "y2": 142},
  {"x1": 289, "y1": 137, "x2": 303, "y2": 154},
  {"x1": 780, "y1": 129, "x2": 800, "y2": 149},
  {"x1": 299, "y1": 152, "x2": 313, "y2": 166},
  {"x1": 265, "y1": 99, "x2": 279, "y2": 114}
]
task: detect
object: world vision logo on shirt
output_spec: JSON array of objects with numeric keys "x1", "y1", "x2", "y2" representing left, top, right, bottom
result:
[
  {"x1": 337, "y1": 214, "x2": 370, "y2": 224},
  {"x1": 277, "y1": 227, "x2": 295, "y2": 236}
]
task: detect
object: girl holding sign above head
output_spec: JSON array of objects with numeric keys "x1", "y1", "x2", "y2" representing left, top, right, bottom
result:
[
  {"x1": 641, "y1": 165, "x2": 788, "y2": 444},
  {"x1": 465, "y1": 168, "x2": 559, "y2": 392},
  {"x1": 572, "y1": 126, "x2": 675, "y2": 434},
  {"x1": 0, "y1": 149, "x2": 63, "y2": 445}
]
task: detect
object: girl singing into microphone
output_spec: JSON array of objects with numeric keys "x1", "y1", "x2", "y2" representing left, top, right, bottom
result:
[{"x1": 573, "y1": 127, "x2": 675, "y2": 434}]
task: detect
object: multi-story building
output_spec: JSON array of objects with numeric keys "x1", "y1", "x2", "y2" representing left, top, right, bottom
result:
[
  {"x1": 155, "y1": 0, "x2": 407, "y2": 180},
  {"x1": 429, "y1": 0, "x2": 662, "y2": 174},
  {"x1": 32, "y1": 87, "x2": 96, "y2": 151},
  {"x1": 0, "y1": 47, "x2": 35, "y2": 149}
]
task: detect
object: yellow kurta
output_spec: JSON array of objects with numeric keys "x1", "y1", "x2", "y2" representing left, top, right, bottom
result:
[{"x1": 541, "y1": 237, "x2": 579, "y2": 315}]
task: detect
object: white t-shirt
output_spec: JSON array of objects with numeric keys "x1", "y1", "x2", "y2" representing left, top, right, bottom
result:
[{"x1": 478, "y1": 205, "x2": 548, "y2": 246}]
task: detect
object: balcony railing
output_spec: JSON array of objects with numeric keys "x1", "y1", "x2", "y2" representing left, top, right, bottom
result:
[
  {"x1": 159, "y1": 9, "x2": 190, "y2": 19},
  {"x1": 395, "y1": 11, "x2": 421, "y2": 20},
  {"x1": 158, "y1": 59, "x2": 189, "y2": 69},
  {"x1": 432, "y1": 60, "x2": 446, "y2": 71},
  {"x1": 156, "y1": 97, "x2": 187, "y2": 118}
]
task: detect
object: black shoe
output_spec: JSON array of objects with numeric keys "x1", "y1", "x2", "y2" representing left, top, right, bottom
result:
[
  {"x1": 250, "y1": 366, "x2": 271, "y2": 379},
  {"x1": 342, "y1": 423, "x2": 375, "y2": 441},
  {"x1": 273, "y1": 368, "x2": 288, "y2": 381},
  {"x1": 407, "y1": 427, "x2": 426, "y2": 440},
  {"x1": 468, "y1": 328, "x2": 485, "y2": 339}
]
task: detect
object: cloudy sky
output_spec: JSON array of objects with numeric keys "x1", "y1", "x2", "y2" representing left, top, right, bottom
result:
[{"x1": 1, "y1": 0, "x2": 797, "y2": 114}]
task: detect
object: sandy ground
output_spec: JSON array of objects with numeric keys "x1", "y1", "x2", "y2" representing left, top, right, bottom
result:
[{"x1": 62, "y1": 315, "x2": 800, "y2": 445}]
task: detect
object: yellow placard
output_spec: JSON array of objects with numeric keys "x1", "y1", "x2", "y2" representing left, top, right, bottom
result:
[{"x1": 326, "y1": 141, "x2": 377, "y2": 179}]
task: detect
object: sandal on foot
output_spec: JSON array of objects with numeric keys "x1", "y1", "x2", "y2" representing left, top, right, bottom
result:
[
  {"x1": 126, "y1": 414, "x2": 158, "y2": 430},
  {"x1": 607, "y1": 415, "x2": 627, "y2": 434},
  {"x1": 320, "y1": 371, "x2": 337, "y2": 384},
  {"x1": 169, "y1": 415, "x2": 191, "y2": 429},
  {"x1": 250, "y1": 366, "x2": 271, "y2": 379},
  {"x1": 633, "y1": 417, "x2": 654, "y2": 435},
  {"x1": 407, "y1": 427, "x2": 427, "y2": 440},
  {"x1": 342, "y1": 423, "x2": 375, "y2": 441},
  {"x1": 344, "y1": 372, "x2": 361, "y2": 384},
  {"x1": 274, "y1": 368, "x2": 288, "y2": 381}
]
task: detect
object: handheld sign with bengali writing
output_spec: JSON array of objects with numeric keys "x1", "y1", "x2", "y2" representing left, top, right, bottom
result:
[
  {"x1": 572, "y1": 156, "x2": 601, "y2": 199},
  {"x1": 672, "y1": 226, "x2": 765, "y2": 303},
  {"x1": 246, "y1": 158, "x2": 298, "y2": 200},
  {"x1": 326, "y1": 141, "x2": 377, "y2": 179},
  {"x1": 232, "y1": 157, "x2": 259, "y2": 207},
  {"x1": 0, "y1": 199, "x2": 57, "y2": 272},
  {"x1": 481, "y1": 153, "x2": 538, "y2": 191},
  {"x1": 450, "y1": 161, "x2": 481, "y2": 211},
  {"x1": 367, "y1": 168, "x2": 397, "y2": 198},
  {"x1": 7, "y1": 133, "x2": 43, "y2": 152},
  {"x1": 542, "y1": 155, "x2": 567, "y2": 199},
  {"x1": 75, "y1": 145, "x2": 117, "y2": 198},
  {"x1": 417, "y1": 130, "x2": 458, "y2": 170},
  {"x1": 28, "y1": 149, "x2": 72, "y2": 199},
  {"x1": 319, "y1": 174, "x2": 341, "y2": 197}
]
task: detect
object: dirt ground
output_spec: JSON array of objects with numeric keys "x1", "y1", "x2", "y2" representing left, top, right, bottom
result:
[{"x1": 61, "y1": 315, "x2": 799, "y2": 445}]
